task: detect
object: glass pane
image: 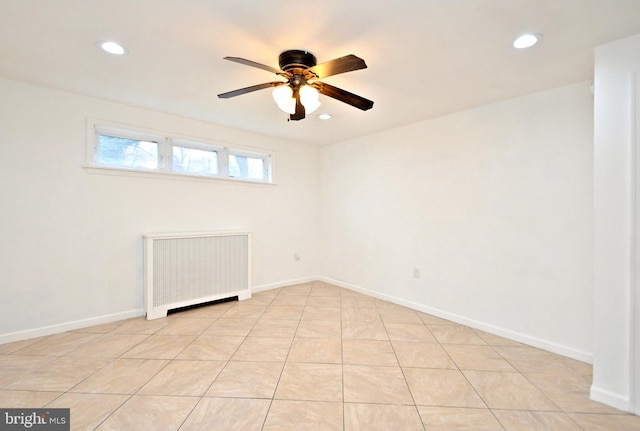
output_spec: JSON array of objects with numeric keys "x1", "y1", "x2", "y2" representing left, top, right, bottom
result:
[
  {"x1": 172, "y1": 147, "x2": 218, "y2": 175},
  {"x1": 229, "y1": 155, "x2": 265, "y2": 180},
  {"x1": 97, "y1": 134, "x2": 158, "y2": 169}
]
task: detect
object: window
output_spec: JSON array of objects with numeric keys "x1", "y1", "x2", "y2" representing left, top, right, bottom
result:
[
  {"x1": 229, "y1": 152, "x2": 268, "y2": 181},
  {"x1": 88, "y1": 122, "x2": 272, "y2": 183},
  {"x1": 172, "y1": 143, "x2": 218, "y2": 176},
  {"x1": 96, "y1": 134, "x2": 159, "y2": 170}
]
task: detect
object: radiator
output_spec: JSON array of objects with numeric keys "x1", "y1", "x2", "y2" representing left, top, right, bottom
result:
[{"x1": 143, "y1": 231, "x2": 251, "y2": 320}]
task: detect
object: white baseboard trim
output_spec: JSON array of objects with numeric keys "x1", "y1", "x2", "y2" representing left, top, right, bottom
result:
[
  {"x1": 0, "y1": 309, "x2": 144, "y2": 346},
  {"x1": 0, "y1": 276, "x2": 321, "y2": 346},
  {"x1": 591, "y1": 385, "x2": 630, "y2": 412},
  {"x1": 252, "y1": 276, "x2": 319, "y2": 293},
  {"x1": 319, "y1": 276, "x2": 593, "y2": 364},
  {"x1": 0, "y1": 275, "x2": 593, "y2": 367}
]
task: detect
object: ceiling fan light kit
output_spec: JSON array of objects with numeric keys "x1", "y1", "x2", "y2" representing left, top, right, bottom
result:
[
  {"x1": 218, "y1": 49, "x2": 373, "y2": 121},
  {"x1": 272, "y1": 85, "x2": 296, "y2": 114},
  {"x1": 297, "y1": 85, "x2": 321, "y2": 114}
]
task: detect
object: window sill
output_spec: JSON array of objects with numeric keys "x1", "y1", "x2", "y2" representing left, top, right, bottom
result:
[{"x1": 84, "y1": 165, "x2": 276, "y2": 186}]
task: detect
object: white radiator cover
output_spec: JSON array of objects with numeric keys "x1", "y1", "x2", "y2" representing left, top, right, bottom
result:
[{"x1": 143, "y1": 231, "x2": 251, "y2": 319}]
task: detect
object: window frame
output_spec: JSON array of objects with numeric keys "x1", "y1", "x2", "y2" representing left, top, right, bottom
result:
[
  {"x1": 227, "y1": 148, "x2": 272, "y2": 182},
  {"x1": 93, "y1": 126, "x2": 165, "y2": 171},
  {"x1": 85, "y1": 119, "x2": 274, "y2": 185},
  {"x1": 171, "y1": 139, "x2": 222, "y2": 177}
]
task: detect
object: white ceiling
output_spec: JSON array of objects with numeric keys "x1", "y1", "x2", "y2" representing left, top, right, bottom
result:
[{"x1": 1, "y1": 1, "x2": 640, "y2": 145}]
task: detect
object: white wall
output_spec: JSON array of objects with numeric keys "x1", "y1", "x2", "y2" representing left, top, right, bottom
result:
[
  {"x1": 0, "y1": 78, "x2": 319, "y2": 340},
  {"x1": 592, "y1": 33, "x2": 640, "y2": 413},
  {"x1": 320, "y1": 82, "x2": 594, "y2": 361},
  {"x1": 0, "y1": 74, "x2": 597, "y2": 373}
]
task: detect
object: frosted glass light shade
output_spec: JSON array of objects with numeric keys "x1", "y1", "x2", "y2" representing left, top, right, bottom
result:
[
  {"x1": 272, "y1": 85, "x2": 296, "y2": 114},
  {"x1": 299, "y1": 85, "x2": 321, "y2": 114}
]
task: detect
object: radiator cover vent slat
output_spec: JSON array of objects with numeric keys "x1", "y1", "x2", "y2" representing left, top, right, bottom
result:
[{"x1": 144, "y1": 232, "x2": 251, "y2": 319}]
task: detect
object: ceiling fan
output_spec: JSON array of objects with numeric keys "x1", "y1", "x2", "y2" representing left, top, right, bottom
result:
[{"x1": 217, "y1": 49, "x2": 374, "y2": 121}]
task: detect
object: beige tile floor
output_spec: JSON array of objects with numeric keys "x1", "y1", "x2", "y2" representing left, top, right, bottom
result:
[{"x1": 1, "y1": 281, "x2": 640, "y2": 430}]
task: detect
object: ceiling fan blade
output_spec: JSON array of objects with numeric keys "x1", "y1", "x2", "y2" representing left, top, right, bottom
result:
[
  {"x1": 314, "y1": 82, "x2": 374, "y2": 111},
  {"x1": 290, "y1": 97, "x2": 306, "y2": 121},
  {"x1": 218, "y1": 81, "x2": 285, "y2": 99},
  {"x1": 308, "y1": 54, "x2": 367, "y2": 79},
  {"x1": 223, "y1": 56, "x2": 283, "y2": 74}
]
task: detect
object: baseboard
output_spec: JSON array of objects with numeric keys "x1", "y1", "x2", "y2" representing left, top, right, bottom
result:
[
  {"x1": 319, "y1": 276, "x2": 593, "y2": 364},
  {"x1": 590, "y1": 385, "x2": 630, "y2": 412},
  {"x1": 252, "y1": 276, "x2": 319, "y2": 293},
  {"x1": 0, "y1": 276, "x2": 320, "y2": 346},
  {"x1": 0, "y1": 309, "x2": 144, "y2": 346},
  {"x1": 0, "y1": 275, "x2": 593, "y2": 366}
]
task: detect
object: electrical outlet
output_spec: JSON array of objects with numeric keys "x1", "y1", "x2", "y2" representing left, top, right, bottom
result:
[
  {"x1": 413, "y1": 268, "x2": 420, "y2": 279},
  {"x1": 294, "y1": 252, "x2": 300, "y2": 261}
]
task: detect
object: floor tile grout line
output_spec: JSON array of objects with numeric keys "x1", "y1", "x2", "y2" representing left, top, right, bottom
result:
[
  {"x1": 88, "y1": 392, "x2": 134, "y2": 431},
  {"x1": 176, "y1": 395, "x2": 205, "y2": 431},
  {"x1": 444, "y1": 341, "x2": 509, "y2": 430},
  {"x1": 428, "y1": 315, "x2": 501, "y2": 422},
  {"x1": 107, "y1": 294, "x2": 273, "y2": 430},
  {"x1": 382, "y1": 307, "x2": 428, "y2": 431},
  {"x1": 198, "y1": 298, "x2": 269, "y2": 398},
  {"x1": 6, "y1": 351, "x2": 119, "y2": 396},
  {"x1": 418, "y1": 311, "x2": 588, "y2": 424},
  {"x1": 9, "y1": 332, "x2": 103, "y2": 358},
  {"x1": 260, "y1": 285, "x2": 310, "y2": 430},
  {"x1": 113, "y1": 313, "x2": 218, "y2": 401},
  {"x1": 258, "y1": 283, "x2": 301, "y2": 430},
  {"x1": 96, "y1": 297, "x2": 261, "y2": 429},
  {"x1": 408, "y1": 310, "x2": 502, "y2": 418},
  {"x1": 450, "y1": 344, "x2": 580, "y2": 426},
  {"x1": 489, "y1": 342, "x2": 576, "y2": 416}
]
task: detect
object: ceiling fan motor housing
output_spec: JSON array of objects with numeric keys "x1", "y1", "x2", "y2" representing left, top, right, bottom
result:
[{"x1": 279, "y1": 50, "x2": 317, "y2": 72}]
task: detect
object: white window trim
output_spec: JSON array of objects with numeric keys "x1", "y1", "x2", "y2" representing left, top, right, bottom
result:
[
  {"x1": 91, "y1": 124, "x2": 165, "y2": 171},
  {"x1": 85, "y1": 118, "x2": 275, "y2": 185},
  {"x1": 171, "y1": 139, "x2": 222, "y2": 176},
  {"x1": 228, "y1": 148, "x2": 272, "y2": 182}
]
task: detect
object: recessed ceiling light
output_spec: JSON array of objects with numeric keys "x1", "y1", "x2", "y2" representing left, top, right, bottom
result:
[
  {"x1": 98, "y1": 40, "x2": 127, "y2": 55},
  {"x1": 318, "y1": 113, "x2": 332, "y2": 120},
  {"x1": 513, "y1": 33, "x2": 543, "y2": 49}
]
